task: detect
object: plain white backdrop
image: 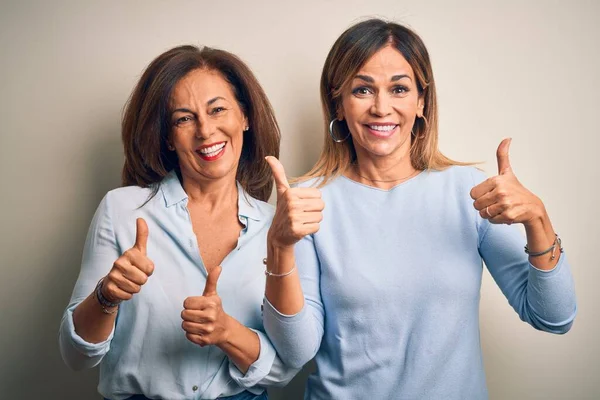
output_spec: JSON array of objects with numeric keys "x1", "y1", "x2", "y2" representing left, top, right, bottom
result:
[{"x1": 1, "y1": 1, "x2": 598, "y2": 399}]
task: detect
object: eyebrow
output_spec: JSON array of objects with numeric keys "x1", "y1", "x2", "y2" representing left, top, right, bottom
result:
[
  {"x1": 171, "y1": 107, "x2": 195, "y2": 116},
  {"x1": 355, "y1": 75, "x2": 375, "y2": 83},
  {"x1": 207, "y1": 96, "x2": 225, "y2": 105},
  {"x1": 354, "y1": 74, "x2": 412, "y2": 83},
  {"x1": 391, "y1": 74, "x2": 412, "y2": 82},
  {"x1": 171, "y1": 97, "x2": 227, "y2": 115}
]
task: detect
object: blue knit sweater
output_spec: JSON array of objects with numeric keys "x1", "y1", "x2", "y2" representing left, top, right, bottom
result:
[{"x1": 263, "y1": 166, "x2": 576, "y2": 399}]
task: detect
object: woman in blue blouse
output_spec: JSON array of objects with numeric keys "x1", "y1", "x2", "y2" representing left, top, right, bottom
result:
[
  {"x1": 263, "y1": 19, "x2": 577, "y2": 399},
  {"x1": 59, "y1": 45, "x2": 296, "y2": 400}
]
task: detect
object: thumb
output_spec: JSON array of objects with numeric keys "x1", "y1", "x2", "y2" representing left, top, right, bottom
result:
[
  {"x1": 202, "y1": 265, "x2": 222, "y2": 296},
  {"x1": 134, "y1": 218, "x2": 149, "y2": 254},
  {"x1": 265, "y1": 156, "x2": 290, "y2": 197},
  {"x1": 496, "y1": 138, "x2": 512, "y2": 175}
]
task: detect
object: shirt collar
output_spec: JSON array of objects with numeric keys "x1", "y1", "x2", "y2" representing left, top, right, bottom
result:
[
  {"x1": 160, "y1": 170, "x2": 188, "y2": 207},
  {"x1": 160, "y1": 170, "x2": 264, "y2": 221},
  {"x1": 236, "y1": 181, "x2": 263, "y2": 221}
]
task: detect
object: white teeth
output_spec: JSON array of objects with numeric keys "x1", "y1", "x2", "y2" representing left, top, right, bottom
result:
[
  {"x1": 368, "y1": 125, "x2": 396, "y2": 132},
  {"x1": 199, "y1": 143, "x2": 226, "y2": 155}
]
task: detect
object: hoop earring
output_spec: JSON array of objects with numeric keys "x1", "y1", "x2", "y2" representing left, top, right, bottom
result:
[
  {"x1": 412, "y1": 116, "x2": 427, "y2": 140},
  {"x1": 329, "y1": 119, "x2": 350, "y2": 143}
]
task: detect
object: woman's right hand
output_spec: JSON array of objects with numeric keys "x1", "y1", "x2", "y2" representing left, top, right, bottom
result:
[
  {"x1": 101, "y1": 218, "x2": 154, "y2": 303},
  {"x1": 265, "y1": 157, "x2": 324, "y2": 249}
]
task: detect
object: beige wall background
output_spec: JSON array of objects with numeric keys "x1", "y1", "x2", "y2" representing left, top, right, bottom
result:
[{"x1": 1, "y1": 0, "x2": 598, "y2": 399}]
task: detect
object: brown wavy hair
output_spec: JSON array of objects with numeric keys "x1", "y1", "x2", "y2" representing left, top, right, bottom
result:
[
  {"x1": 301, "y1": 18, "x2": 469, "y2": 186},
  {"x1": 121, "y1": 45, "x2": 280, "y2": 202}
]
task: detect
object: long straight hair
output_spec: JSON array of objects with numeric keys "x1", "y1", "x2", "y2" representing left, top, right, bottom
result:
[
  {"x1": 301, "y1": 19, "x2": 470, "y2": 186},
  {"x1": 121, "y1": 45, "x2": 280, "y2": 202}
]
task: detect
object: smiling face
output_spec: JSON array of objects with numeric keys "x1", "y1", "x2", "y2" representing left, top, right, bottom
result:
[
  {"x1": 340, "y1": 45, "x2": 424, "y2": 163},
  {"x1": 169, "y1": 68, "x2": 248, "y2": 184}
]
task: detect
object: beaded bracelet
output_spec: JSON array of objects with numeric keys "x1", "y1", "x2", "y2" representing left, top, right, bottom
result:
[
  {"x1": 524, "y1": 234, "x2": 564, "y2": 261},
  {"x1": 263, "y1": 258, "x2": 296, "y2": 278},
  {"x1": 95, "y1": 278, "x2": 121, "y2": 314}
]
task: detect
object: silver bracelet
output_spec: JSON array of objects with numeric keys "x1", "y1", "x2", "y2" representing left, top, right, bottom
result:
[
  {"x1": 524, "y1": 234, "x2": 564, "y2": 260},
  {"x1": 263, "y1": 257, "x2": 296, "y2": 277},
  {"x1": 99, "y1": 304, "x2": 119, "y2": 315}
]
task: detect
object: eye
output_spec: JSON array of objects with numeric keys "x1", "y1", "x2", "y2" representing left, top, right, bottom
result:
[
  {"x1": 174, "y1": 115, "x2": 193, "y2": 126},
  {"x1": 351, "y1": 86, "x2": 373, "y2": 96},
  {"x1": 391, "y1": 85, "x2": 409, "y2": 95},
  {"x1": 210, "y1": 106, "x2": 226, "y2": 115}
]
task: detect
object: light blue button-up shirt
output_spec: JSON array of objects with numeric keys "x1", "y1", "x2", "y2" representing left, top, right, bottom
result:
[{"x1": 59, "y1": 171, "x2": 296, "y2": 400}]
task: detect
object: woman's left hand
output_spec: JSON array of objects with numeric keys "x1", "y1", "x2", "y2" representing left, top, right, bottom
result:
[
  {"x1": 470, "y1": 138, "x2": 546, "y2": 227},
  {"x1": 181, "y1": 266, "x2": 232, "y2": 347}
]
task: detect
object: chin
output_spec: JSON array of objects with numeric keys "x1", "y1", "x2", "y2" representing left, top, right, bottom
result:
[{"x1": 361, "y1": 143, "x2": 399, "y2": 158}]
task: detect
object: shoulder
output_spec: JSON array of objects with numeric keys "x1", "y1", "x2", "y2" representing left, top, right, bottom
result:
[
  {"x1": 102, "y1": 185, "x2": 158, "y2": 217},
  {"x1": 291, "y1": 176, "x2": 324, "y2": 189},
  {"x1": 292, "y1": 176, "x2": 343, "y2": 195},
  {"x1": 427, "y1": 165, "x2": 488, "y2": 187}
]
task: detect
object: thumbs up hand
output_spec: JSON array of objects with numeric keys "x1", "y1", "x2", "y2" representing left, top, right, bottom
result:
[
  {"x1": 265, "y1": 156, "x2": 325, "y2": 249},
  {"x1": 470, "y1": 139, "x2": 545, "y2": 226},
  {"x1": 101, "y1": 218, "x2": 155, "y2": 303},
  {"x1": 182, "y1": 266, "x2": 232, "y2": 347}
]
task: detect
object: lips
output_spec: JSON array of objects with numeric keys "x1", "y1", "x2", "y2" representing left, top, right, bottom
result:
[
  {"x1": 364, "y1": 123, "x2": 398, "y2": 138},
  {"x1": 196, "y1": 141, "x2": 226, "y2": 161}
]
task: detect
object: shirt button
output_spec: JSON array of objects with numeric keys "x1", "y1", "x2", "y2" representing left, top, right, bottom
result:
[{"x1": 192, "y1": 385, "x2": 198, "y2": 392}]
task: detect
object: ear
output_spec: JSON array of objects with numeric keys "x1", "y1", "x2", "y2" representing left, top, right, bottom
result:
[
  {"x1": 416, "y1": 97, "x2": 425, "y2": 118},
  {"x1": 336, "y1": 106, "x2": 345, "y2": 121},
  {"x1": 242, "y1": 115, "x2": 249, "y2": 132},
  {"x1": 166, "y1": 136, "x2": 175, "y2": 151}
]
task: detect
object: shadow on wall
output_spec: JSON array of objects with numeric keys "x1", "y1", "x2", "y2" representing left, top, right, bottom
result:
[
  {"x1": 4, "y1": 130, "x2": 123, "y2": 399},
  {"x1": 283, "y1": 97, "x2": 324, "y2": 179}
]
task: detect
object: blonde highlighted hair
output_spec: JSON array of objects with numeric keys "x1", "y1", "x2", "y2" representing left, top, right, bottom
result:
[{"x1": 299, "y1": 19, "x2": 470, "y2": 186}]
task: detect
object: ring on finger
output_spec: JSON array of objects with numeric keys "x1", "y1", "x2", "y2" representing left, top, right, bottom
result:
[{"x1": 485, "y1": 206, "x2": 493, "y2": 218}]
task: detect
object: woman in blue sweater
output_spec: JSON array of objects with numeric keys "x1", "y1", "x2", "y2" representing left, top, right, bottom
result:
[{"x1": 262, "y1": 19, "x2": 576, "y2": 399}]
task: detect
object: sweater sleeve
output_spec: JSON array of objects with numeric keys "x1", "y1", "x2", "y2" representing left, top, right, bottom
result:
[
  {"x1": 227, "y1": 328, "x2": 300, "y2": 389},
  {"x1": 479, "y1": 221, "x2": 576, "y2": 333},
  {"x1": 470, "y1": 169, "x2": 577, "y2": 333},
  {"x1": 58, "y1": 193, "x2": 120, "y2": 370},
  {"x1": 262, "y1": 233, "x2": 325, "y2": 369}
]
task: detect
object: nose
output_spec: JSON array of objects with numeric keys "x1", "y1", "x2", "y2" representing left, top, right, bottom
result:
[
  {"x1": 370, "y1": 93, "x2": 392, "y2": 117},
  {"x1": 194, "y1": 118, "x2": 216, "y2": 140}
]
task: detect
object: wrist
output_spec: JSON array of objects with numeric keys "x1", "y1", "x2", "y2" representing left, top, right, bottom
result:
[
  {"x1": 267, "y1": 238, "x2": 295, "y2": 255},
  {"x1": 267, "y1": 227, "x2": 298, "y2": 251},
  {"x1": 217, "y1": 314, "x2": 238, "y2": 349},
  {"x1": 95, "y1": 278, "x2": 120, "y2": 315},
  {"x1": 523, "y1": 200, "x2": 548, "y2": 230},
  {"x1": 265, "y1": 243, "x2": 296, "y2": 276},
  {"x1": 97, "y1": 278, "x2": 121, "y2": 306}
]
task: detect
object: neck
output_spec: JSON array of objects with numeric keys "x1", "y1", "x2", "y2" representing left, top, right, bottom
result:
[
  {"x1": 180, "y1": 171, "x2": 238, "y2": 212},
  {"x1": 348, "y1": 147, "x2": 418, "y2": 189}
]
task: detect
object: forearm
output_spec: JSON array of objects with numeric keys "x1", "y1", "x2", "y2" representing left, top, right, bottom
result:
[
  {"x1": 218, "y1": 317, "x2": 261, "y2": 374},
  {"x1": 524, "y1": 206, "x2": 561, "y2": 271},
  {"x1": 264, "y1": 243, "x2": 304, "y2": 315},
  {"x1": 72, "y1": 291, "x2": 117, "y2": 343}
]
